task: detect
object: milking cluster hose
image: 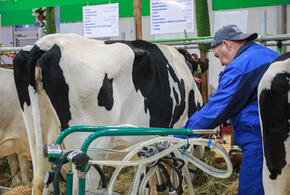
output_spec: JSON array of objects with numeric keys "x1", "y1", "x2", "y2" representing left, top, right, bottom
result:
[{"x1": 87, "y1": 136, "x2": 233, "y2": 195}]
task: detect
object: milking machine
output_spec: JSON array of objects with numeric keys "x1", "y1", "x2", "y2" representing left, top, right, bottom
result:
[{"x1": 42, "y1": 126, "x2": 233, "y2": 195}]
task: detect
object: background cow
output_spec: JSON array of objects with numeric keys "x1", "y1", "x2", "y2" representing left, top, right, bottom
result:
[
  {"x1": 0, "y1": 67, "x2": 31, "y2": 186},
  {"x1": 258, "y1": 52, "x2": 290, "y2": 195},
  {"x1": 13, "y1": 33, "x2": 202, "y2": 194}
]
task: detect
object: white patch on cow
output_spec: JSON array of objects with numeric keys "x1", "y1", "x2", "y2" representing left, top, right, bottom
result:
[
  {"x1": 258, "y1": 58, "x2": 290, "y2": 93},
  {"x1": 262, "y1": 151, "x2": 290, "y2": 195},
  {"x1": 22, "y1": 102, "x2": 37, "y2": 175},
  {"x1": 35, "y1": 33, "x2": 104, "y2": 52},
  {"x1": 23, "y1": 45, "x2": 33, "y2": 52},
  {"x1": 261, "y1": 123, "x2": 290, "y2": 195}
]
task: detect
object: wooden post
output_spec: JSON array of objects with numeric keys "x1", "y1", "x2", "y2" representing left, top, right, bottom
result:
[
  {"x1": 133, "y1": 0, "x2": 142, "y2": 40},
  {"x1": 200, "y1": 50, "x2": 208, "y2": 104},
  {"x1": 195, "y1": 0, "x2": 211, "y2": 104}
]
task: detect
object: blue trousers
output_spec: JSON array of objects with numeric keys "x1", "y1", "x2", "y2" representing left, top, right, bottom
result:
[{"x1": 238, "y1": 144, "x2": 264, "y2": 195}]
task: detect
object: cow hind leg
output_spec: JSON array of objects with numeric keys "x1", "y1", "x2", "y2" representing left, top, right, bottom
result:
[
  {"x1": 7, "y1": 154, "x2": 21, "y2": 187},
  {"x1": 18, "y1": 155, "x2": 31, "y2": 184},
  {"x1": 32, "y1": 175, "x2": 45, "y2": 195}
]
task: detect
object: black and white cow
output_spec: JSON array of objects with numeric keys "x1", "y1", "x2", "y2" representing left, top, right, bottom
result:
[
  {"x1": 258, "y1": 52, "x2": 290, "y2": 195},
  {"x1": 13, "y1": 33, "x2": 202, "y2": 194}
]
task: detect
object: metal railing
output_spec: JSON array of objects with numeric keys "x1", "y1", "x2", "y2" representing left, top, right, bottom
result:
[
  {"x1": 148, "y1": 34, "x2": 290, "y2": 45},
  {"x1": 0, "y1": 34, "x2": 290, "y2": 53},
  {"x1": 0, "y1": 47, "x2": 23, "y2": 53},
  {"x1": 148, "y1": 34, "x2": 290, "y2": 51}
]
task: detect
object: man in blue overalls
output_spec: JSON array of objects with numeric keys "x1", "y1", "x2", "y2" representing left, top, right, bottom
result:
[{"x1": 182, "y1": 24, "x2": 280, "y2": 194}]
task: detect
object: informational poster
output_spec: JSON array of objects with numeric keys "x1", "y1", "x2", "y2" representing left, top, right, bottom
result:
[
  {"x1": 214, "y1": 11, "x2": 248, "y2": 33},
  {"x1": 83, "y1": 3, "x2": 119, "y2": 38},
  {"x1": 150, "y1": 0, "x2": 194, "y2": 35}
]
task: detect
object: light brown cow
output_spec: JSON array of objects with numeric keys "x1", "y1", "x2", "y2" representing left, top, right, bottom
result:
[{"x1": 0, "y1": 67, "x2": 31, "y2": 186}]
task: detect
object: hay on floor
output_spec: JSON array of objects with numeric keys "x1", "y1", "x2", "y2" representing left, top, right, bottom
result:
[{"x1": 3, "y1": 185, "x2": 32, "y2": 195}]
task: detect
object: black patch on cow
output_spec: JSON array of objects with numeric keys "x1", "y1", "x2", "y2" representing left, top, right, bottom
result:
[
  {"x1": 98, "y1": 73, "x2": 114, "y2": 110},
  {"x1": 38, "y1": 44, "x2": 71, "y2": 131},
  {"x1": 259, "y1": 71, "x2": 290, "y2": 180},
  {"x1": 105, "y1": 40, "x2": 188, "y2": 128},
  {"x1": 13, "y1": 50, "x2": 31, "y2": 110},
  {"x1": 187, "y1": 89, "x2": 198, "y2": 118},
  {"x1": 167, "y1": 64, "x2": 186, "y2": 127}
]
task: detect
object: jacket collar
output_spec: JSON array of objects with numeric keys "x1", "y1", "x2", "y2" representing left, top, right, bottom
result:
[{"x1": 234, "y1": 41, "x2": 256, "y2": 59}]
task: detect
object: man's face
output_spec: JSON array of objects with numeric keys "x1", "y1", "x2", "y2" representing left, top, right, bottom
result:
[{"x1": 213, "y1": 41, "x2": 236, "y2": 66}]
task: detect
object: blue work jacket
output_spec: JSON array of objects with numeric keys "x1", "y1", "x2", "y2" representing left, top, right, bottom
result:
[{"x1": 183, "y1": 41, "x2": 279, "y2": 148}]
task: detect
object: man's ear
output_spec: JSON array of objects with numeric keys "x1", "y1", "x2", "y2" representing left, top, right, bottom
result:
[{"x1": 223, "y1": 40, "x2": 230, "y2": 49}]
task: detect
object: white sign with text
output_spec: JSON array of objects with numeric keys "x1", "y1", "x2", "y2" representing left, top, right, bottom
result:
[
  {"x1": 83, "y1": 3, "x2": 119, "y2": 38},
  {"x1": 150, "y1": 0, "x2": 194, "y2": 34}
]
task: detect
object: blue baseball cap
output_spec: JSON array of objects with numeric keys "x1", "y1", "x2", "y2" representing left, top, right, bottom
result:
[{"x1": 211, "y1": 24, "x2": 258, "y2": 49}]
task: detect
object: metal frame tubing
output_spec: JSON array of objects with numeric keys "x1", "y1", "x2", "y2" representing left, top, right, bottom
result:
[
  {"x1": 79, "y1": 127, "x2": 214, "y2": 153},
  {"x1": 66, "y1": 171, "x2": 73, "y2": 195},
  {"x1": 55, "y1": 125, "x2": 215, "y2": 146}
]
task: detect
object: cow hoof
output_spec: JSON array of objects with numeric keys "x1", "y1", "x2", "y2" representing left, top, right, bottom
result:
[
  {"x1": 33, "y1": 176, "x2": 44, "y2": 195},
  {"x1": 11, "y1": 175, "x2": 21, "y2": 187}
]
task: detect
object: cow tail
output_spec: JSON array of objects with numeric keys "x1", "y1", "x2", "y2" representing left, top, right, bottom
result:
[{"x1": 27, "y1": 45, "x2": 45, "y2": 91}]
